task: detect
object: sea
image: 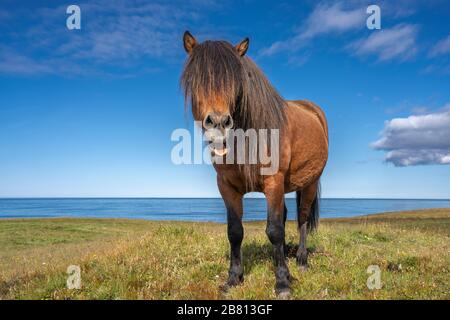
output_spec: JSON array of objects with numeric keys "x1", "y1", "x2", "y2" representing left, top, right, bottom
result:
[{"x1": 0, "y1": 198, "x2": 449, "y2": 222}]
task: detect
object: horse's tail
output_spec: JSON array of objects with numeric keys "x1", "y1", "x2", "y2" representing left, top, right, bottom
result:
[
  {"x1": 307, "y1": 182, "x2": 320, "y2": 233},
  {"x1": 295, "y1": 182, "x2": 320, "y2": 232}
]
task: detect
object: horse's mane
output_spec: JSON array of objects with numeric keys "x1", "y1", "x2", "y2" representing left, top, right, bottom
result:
[
  {"x1": 180, "y1": 40, "x2": 286, "y2": 131},
  {"x1": 180, "y1": 40, "x2": 286, "y2": 190}
]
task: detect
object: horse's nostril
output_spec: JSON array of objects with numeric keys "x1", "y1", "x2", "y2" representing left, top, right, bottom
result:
[
  {"x1": 204, "y1": 113, "x2": 233, "y2": 129},
  {"x1": 203, "y1": 114, "x2": 214, "y2": 128},
  {"x1": 222, "y1": 115, "x2": 233, "y2": 129}
]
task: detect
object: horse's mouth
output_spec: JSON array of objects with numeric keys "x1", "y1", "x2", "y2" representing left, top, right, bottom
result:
[{"x1": 209, "y1": 140, "x2": 228, "y2": 157}]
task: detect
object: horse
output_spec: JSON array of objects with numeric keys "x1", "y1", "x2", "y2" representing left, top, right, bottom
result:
[{"x1": 180, "y1": 31, "x2": 328, "y2": 298}]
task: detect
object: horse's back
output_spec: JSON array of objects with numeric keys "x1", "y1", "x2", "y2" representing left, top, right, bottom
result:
[{"x1": 287, "y1": 100, "x2": 328, "y2": 139}]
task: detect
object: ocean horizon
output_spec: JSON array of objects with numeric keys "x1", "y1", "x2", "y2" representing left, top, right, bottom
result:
[{"x1": 1, "y1": 198, "x2": 450, "y2": 222}]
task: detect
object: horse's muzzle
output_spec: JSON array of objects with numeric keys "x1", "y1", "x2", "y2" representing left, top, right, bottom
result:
[{"x1": 203, "y1": 112, "x2": 233, "y2": 157}]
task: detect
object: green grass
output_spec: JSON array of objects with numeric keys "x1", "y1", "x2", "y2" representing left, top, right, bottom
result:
[{"x1": 0, "y1": 209, "x2": 449, "y2": 300}]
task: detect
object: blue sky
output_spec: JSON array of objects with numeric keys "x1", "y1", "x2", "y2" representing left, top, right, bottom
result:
[{"x1": 0, "y1": 0, "x2": 449, "y2": 198}]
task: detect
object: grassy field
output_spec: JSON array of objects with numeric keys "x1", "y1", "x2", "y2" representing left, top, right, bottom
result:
[{"x1": 0, "y1": 209, "x2": 449, "y2": 300}]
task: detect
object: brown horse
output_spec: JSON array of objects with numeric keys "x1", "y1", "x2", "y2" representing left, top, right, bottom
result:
[{"x1": 181, "y1": 31, "x2": 328, "y2": 298}]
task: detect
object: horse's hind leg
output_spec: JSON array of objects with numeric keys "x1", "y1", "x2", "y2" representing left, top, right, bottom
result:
[
  {"x1": 283, "y1": 201, "x2": 288, "y2": 255},
  {"x1": 296, "y1": 181, "x2": 319, "y2": 271},
  {"x1": 218, "y1": 177, "x2": 244, "y2": 289}
]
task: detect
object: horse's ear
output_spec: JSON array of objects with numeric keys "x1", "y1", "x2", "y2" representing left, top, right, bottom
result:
[
  {"x1": 235, "y1": 37, "x2": 250, "y2": 56},
  {"x1": 183, "y1": 31, "x2": 197, "y2": 54}
]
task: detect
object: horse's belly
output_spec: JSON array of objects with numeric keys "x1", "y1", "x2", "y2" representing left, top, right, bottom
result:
[
  {"x1": 284, "y1": 103, "x2": 328, "y2": 191},
  {"x1": 286, "y1": 156, "x2": 327, "y2": 191}
]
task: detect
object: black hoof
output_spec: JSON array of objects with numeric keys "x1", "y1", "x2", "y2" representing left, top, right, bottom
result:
[{"x1": 228, "y1": 274, "x2": 244, "y2": 286}]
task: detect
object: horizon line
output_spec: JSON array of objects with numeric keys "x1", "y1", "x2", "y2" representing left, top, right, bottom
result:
[{"x1": 1, "y1": 197, "x2": 450, "y2": 201}]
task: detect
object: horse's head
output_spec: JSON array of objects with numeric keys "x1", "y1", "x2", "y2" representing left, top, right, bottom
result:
[{"x1": 181, "y1": 31, "x2": 250, "y2": 156}]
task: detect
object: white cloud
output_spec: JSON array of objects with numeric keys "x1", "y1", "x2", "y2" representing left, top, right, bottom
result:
[
  {"x1": 349, "y1": 24, "x2": 418, "y2": 62},
  {"x1": 429, "y1": 35, "x2": 450, "y2": 57},
  {"x1": 260, "y1": 2, "x2": 365, "y2": 56},
  {"x1": 298, "y1": 2, "x2": 365, "y2": 40},
  {"x1": 372, "y1": 105, "x2": 450, "y2": 166}
]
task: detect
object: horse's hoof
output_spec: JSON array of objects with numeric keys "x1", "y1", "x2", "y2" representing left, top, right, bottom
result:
[
  {"x1": 276, "y1": 288, "x2": 292, "y2": 300},
  {"x1": 228, "y1": 274, "x2": 244, "y2": 286},
  {"x1": 220, "y1": 274, "x2": 243, "y2": 293},
  {"x1": 219, "y1": 283, "x2": 230, "y2": 293},
  {"x1": 299, "y1": 265, "x2": 308, "y2": 273}
]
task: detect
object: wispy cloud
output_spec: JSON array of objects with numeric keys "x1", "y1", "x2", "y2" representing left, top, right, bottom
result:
[
  {"x1": 260, "y1": 2, "x2": 365, "y2": 56},
  {"x1": 0, "y1": 0, "x2": 216, "y2": 76},
  {"x1": 372, "y1": 104, "x2": 450, "y2": 166},
  {"x1": 422, "y1": 64, "x2": 450, "y2": 75},
  {"x1": 259, "y1": 0, "x2": 428, "y2": 64},
  {"x1": 428, "y1": 35, "x2": 450, "y2": 57},
  {"x1": 348, "y1": 24, "x2": 418, "y2": 62},
  {"x1": 296, "y1": 2, "x2": 365, "y2": 40},
  {"x1": 0, "y1": 47, "x2": 52, "y2": 75}
]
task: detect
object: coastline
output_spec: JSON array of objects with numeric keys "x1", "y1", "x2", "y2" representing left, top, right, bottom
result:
[
  {"x1": 0, "y1": 206, "x2": 450, "y2": 222},
  {"x1": 2, "y1": 198, "x2": 450, "y2": 222}
]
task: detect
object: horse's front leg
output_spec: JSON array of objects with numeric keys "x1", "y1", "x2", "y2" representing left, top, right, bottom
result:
[
  {"x1": 218, "y1": 177, "x2": 244, "y2": 288},
  {"x1": 264, "y1": 174, "x2": 291, "y2": 298}
]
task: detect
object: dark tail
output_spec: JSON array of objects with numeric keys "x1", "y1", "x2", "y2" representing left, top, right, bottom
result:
[
  {"x1": 296, "y1": 183, "x2": 321, "y2": 233},
  {"x1": 308, "y1": 183, "x2": 320, "y2": 233}
]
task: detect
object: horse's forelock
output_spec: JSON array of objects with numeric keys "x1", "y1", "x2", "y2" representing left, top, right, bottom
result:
[{"x1": 181, "y1": 41, "x2": 242, "y2": 115}]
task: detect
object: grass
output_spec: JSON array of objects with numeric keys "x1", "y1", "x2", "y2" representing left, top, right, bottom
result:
[{"x1": 0, "y1": 209, "x2": 449, "y2": 300}]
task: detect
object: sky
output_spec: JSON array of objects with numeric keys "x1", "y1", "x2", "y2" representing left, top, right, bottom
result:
[{"x1": 0, "y1": 0, "x2": 449, "y2": 198}]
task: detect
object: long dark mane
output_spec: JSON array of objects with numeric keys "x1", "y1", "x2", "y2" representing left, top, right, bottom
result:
[{"x1": 180, "y1": 40, "x2": 286, "y2": 189}]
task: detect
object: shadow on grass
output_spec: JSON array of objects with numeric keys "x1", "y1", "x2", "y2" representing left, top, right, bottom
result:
[{"x1": 241, "y1": 241, "x2": 316, "y2": 273}]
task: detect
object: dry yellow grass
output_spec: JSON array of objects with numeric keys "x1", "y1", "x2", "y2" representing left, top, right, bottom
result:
[{"x1": 1, "y1": 209, "x2": 449, "y2": 299}]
